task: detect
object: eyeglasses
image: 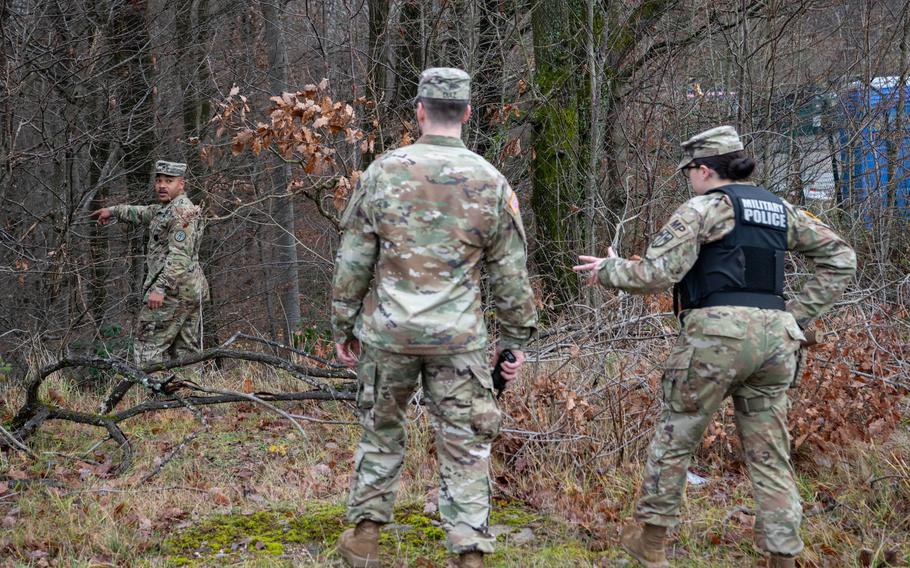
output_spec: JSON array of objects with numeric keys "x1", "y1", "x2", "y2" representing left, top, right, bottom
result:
[{"x1": 680, "y1": 163, "x2": 700, "y2": 173}]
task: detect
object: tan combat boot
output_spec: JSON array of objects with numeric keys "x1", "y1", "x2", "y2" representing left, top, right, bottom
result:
[
  {"x1": 447, "y1": 551, "x2": 484, "y2": 568},
  {"x1": 620, "y1": 522, "x2": 670, "y2": 568},
  {"x1": 336, "y1": 519, "x2": 382, "y2": 568},
  {"x1": 768, "y1": 555, "x2": 796, "y2": 568}
]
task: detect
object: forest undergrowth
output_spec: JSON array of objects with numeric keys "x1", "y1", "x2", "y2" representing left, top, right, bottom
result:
[{"x1": 0, "y1": 303, "x2": 908, "y2": 567}]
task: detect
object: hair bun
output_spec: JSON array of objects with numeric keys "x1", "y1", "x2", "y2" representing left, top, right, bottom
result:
[{"x1": 729, "y1": 156, "x2": 756, "y2": 180}]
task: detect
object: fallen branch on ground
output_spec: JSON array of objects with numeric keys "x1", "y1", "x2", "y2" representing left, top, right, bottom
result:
[{"x1": 2, "y1": 334, "x2": 356, "y2": 480}]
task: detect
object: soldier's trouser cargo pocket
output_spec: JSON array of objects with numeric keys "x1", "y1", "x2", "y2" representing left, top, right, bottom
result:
[
  {"x1": 784, "y1": 319, "x2": 807, "y2": 388},
  {"x1": 135, "y1": 300, "x2": 180, "y2": 366},
  {"x1": 662, "y1": 346, "x2": 695, "y2": 412},
  {"x1": 355, "y1": 360, "x2": 377, "y2": 424},
  {"x1": 134, "y1": 297, "x2": 202, "y2": 367},
  {"x1": 468, "y1": 365, "x2": 501, "y2": 442}
]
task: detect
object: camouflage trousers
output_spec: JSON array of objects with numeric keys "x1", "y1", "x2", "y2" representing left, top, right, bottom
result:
[
  {"x1": 347, "y1": 346, "x2": 501, "y2": 554},
  {"x1": 635, "y1": 306, "x2": 806, "y2": 557},
  {"x1": 134, "y1": 294, "x2": 204, "y2": 367}
]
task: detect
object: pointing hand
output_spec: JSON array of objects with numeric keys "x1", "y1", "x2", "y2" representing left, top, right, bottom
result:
[{"x1": 90, "y1": 208, "x2": 113, "y2": 225}]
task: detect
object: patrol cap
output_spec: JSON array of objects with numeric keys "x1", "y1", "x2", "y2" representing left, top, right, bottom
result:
[
  {"x1": 155, "y1": 160, "x2": 187, "y2": 177},
  {"x1": 417, "y1": 67, "x2": 471, "y2": 101},
  {"x1": 677, "y1": 125, "x2": 744, "y2": 171}
]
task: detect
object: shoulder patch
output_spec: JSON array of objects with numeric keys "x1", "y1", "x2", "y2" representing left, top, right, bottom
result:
[
  {"x1": 174, "y1": 230, "x2": 186, "y2": 242},
  {"x1": 800, "y1": 208, "x2": 821, "y2": 222},
  {"x1": 668, "y1": 218, "x2": 688, "y2": 238},
  {"x1": 508, "y1": 190, "x2": 520, "y2": 214},
  {"x1": 650, "y1": 228, "x2": 675, "y2": 249},
  {"x1": 501, "y1": 187, "x2": 527, "y2": 244},
  {"x1": 645, "y1": 209, "x2": 697, "y2": 261}
]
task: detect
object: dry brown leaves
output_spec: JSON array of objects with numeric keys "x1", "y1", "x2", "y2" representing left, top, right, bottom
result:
[
  {"x1": 788, "y1": 308, "x2": 906, "y2": 465},
  {"x1": 230, "y1": 86, "x2": 359, "y2": 170},
  {"x1": 206, "y1": 80, "x2": 380, "y2": 218},
  {"x1": 213, "y1": 79, "x2": 372, "y2": 178}
]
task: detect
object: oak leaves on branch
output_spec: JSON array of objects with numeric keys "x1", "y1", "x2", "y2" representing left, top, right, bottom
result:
[{"x1": 212, "y1": 79, "x2": 375, "y2": 217}]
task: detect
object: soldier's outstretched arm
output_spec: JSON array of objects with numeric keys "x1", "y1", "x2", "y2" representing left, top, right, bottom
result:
[
  {"x1": 331, "y1": 178, "x2": 379, "y2": 345},
  {"x1": 784, "y1": 205, "x2": 857, "y2": 325},
  {"x1": 590, "y1": 198, "x2": 726, "y2": 293},
  {"x1": 484, "y1": 182, "x2": 538, "y2": 351},
  {"x1": 105, "y1": 204, "x2": 160, "y2": 225}
]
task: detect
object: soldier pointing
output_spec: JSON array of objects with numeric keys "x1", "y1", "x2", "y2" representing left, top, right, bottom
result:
[
  {"x1": 92, "y1": 160, "x2": 209, "y2": 373},
  {"x1": 331, "y1": 68, "x2": 538, "y2": 568},
  {"x1": 575, "y1": 126, "x2": 856, "y2": 568}
]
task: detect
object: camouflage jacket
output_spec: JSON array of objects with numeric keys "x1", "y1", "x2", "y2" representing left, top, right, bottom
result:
[
  {"x1": 111, "y1": 193, "x2": 209, "y2": 303},
  {"x1": 597, "y1": 186, "x2": 857, "y2": 325},
  {"x1": 331, "y1": 134, "x2": 538, "y2": 354}
]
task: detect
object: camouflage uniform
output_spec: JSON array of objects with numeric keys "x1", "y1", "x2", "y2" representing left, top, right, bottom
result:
[
  {"x1": 331, "y1": 68, "x2": 538, "y2": 555},
  {"x1": 111, "y1": 161, "x2": 209, "y2": 367},
  {"x1": 597, "y1": 128, "x2": 856, "y2": 557}
]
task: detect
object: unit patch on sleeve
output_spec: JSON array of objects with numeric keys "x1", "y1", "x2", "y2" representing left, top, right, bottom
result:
[
  {"x1": 508, "y1": 190, "x2": 520, "y2": 214},
  {"x1": 650, "y1": 228, "x2": 674, "y2": 249},
  {"x1": 174, "y1": 230, "x2": 187, "y2": 242}
]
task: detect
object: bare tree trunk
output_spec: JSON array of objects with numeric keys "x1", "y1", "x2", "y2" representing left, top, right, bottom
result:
[
  {"x1": 260, "y1": 0, "x2": 301, "y2": 340},
  {"x1": 394, "y1": 0, "x2": 423, "y2": 110},
  {"x1": 256, "y1": 224, "x2": 279, "y2": 341},
  {"x1": 177, "y1": 0, "x2": 212, "y2": 182},
  {"x1": 363, "y1": 0, "x2": 389, "y2": 165},
  {"x1": 585, "y1": 0, "x2": 602, "y2": 309},
  {"x1": 470, "y1": 0, "x2": 507, "y2": 159},
  {"x1": 88, "y1": 139, "x2": 112, "y2": 327},
  {"x1": 177, "y1": 0, "x2": 217, "y2": 348},
  {"x1": 110, "y1": 0, "x2": 157, "y2": 309},
  {"x1": 531, "y1": 0, "x2": 588, "y2": 304},
  {"x1": 438, "y1": 0, "x2": 469, "y2": 68},
  {"x1": 0, "y1": 0, "x2": 9, "y2": 197}
]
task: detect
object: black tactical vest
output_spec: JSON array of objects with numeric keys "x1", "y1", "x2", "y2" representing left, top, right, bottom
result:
[{"x1": 673, "y1": 184, "x2": 788, "y2": 314}]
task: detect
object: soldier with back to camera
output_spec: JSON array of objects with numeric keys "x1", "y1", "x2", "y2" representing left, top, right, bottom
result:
[{"x1": 331, "y1": 68, "x2": 538, "y2": 568}]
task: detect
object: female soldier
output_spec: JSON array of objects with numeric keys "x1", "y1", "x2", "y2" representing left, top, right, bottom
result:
[{"x1": 574, "y1": 126, "x2": 856, "y2": 568}]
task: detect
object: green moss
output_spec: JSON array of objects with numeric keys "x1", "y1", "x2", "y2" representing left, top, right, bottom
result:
[
  {"x1": 393, "y1": 509, "x2": 446, "y2": 541},
  {"x1": 490, "y1": 501, "x2": 540, "y2": 527},
  {"x1": 160, "y1": 500, "x2": 600, "y2": 566},
  {"x1": 378, "y1": 502, "x2": 448, "y2": 563},
  {"x1": 161, "y1": 504, "x2": 347, "y2": 566}
]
